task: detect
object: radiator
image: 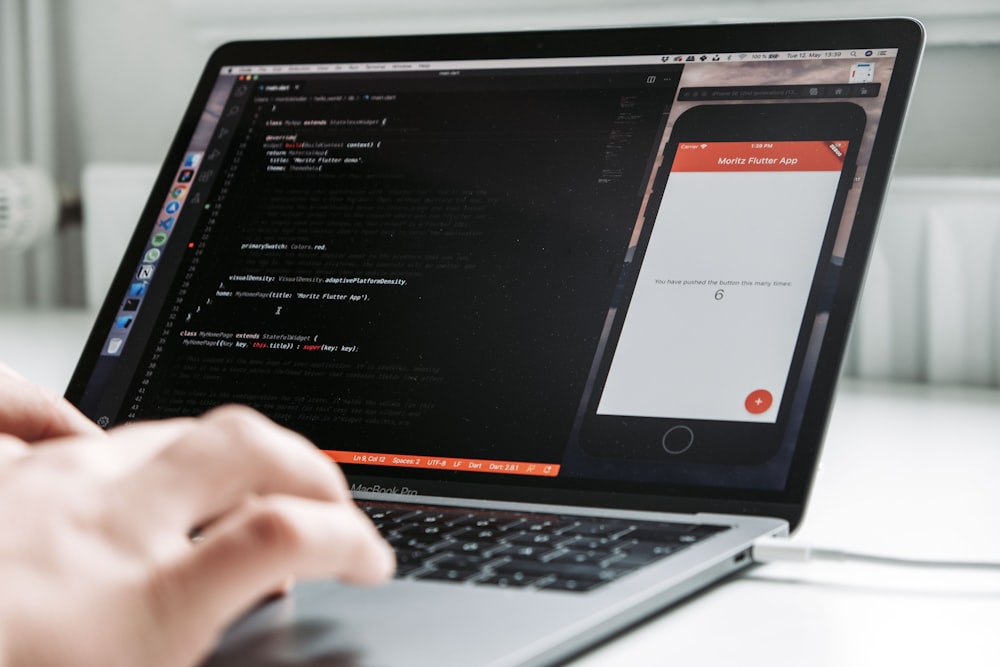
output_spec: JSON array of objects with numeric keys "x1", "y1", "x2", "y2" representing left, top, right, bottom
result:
[
  {"x1": 846, "y1": 176, "x2": 1000, "y2": 387},
  {"x1": 0, "y1": 0, "x2": 62, "y2": 308}
]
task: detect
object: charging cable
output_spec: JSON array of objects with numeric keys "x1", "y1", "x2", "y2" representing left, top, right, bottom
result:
[{"x1": 752, "y1": 538, "x2": 1000, "y2": 572}]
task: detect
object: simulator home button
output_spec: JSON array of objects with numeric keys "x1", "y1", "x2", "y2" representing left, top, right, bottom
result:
[{"x1": 661, "y1": 425, "x2": 695, "y2": 455}]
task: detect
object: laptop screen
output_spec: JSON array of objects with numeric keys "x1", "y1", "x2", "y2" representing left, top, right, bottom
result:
[{"x1": 67, "y1": 20, "x2": 922, "y2": 513}]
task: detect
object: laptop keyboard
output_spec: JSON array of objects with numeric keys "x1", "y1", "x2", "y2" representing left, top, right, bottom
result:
[{"x1": 359, "y1": 501, "x2": 729, "y2": 593}]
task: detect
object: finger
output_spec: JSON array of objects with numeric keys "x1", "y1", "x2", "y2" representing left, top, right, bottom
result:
[
  {"x1": 199, "y1": 495, "x2": 395, "y2": 586},
  {"x1": 149, "y1": 495, "x2": 395, "y2": 663},
  {"x1": 0, "y1": 362, "x2": 104, "y2": 442},
  {"x1": 0, "y1": 434, "x2": 28, "y2": 464},
  {"x1": 117, "y1": 405, "x2": 352, "y2": 531}
]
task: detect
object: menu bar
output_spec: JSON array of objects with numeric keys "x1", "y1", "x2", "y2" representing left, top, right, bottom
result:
[{"x1": 223, "y1": 48, "x2": 897, "y2": 76}]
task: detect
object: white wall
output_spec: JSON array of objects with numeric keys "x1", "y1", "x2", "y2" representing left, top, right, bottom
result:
[
  {"x1": 51, "y1": 0, "x2": 213, "y2": 188},
  {"x1": 895, "y1": 45, "x2": 1000, "y2": 173}
]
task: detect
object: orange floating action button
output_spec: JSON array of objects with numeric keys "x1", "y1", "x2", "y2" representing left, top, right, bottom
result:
[{"x1": 744, "y1": 389, "x2": 773, "y2": 415}]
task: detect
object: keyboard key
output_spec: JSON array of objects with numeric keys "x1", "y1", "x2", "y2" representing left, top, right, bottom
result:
[
  {"x1": 538, "y1": 577, "x2": 604, "y2": 592},
  {"x1": 421, "y1": 568, "x2": 480, "y2": 583},
  {"x1": 476, "y1": 572, "x2": 540, "y2": 588}
]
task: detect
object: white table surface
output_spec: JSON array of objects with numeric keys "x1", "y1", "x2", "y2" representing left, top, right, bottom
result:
[{"x1": 3, "y1": 309, "x2": 999, "y2": 667}]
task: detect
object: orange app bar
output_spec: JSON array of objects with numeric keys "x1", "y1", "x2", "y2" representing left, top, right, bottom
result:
[
  {"x1": 673, "y1": 140, "x2": 849, "y2": 172},
  {"x1": 322, "y1": 450, "x2": 561, "y2": 477}
]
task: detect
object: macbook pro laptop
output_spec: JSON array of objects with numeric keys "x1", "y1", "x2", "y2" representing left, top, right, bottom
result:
[{"x1": 66, "y1": 17, "x2": 924, "y2": 667}]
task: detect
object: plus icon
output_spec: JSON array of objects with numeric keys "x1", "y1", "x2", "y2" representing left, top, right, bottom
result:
[{"x1": 744, "y1": 389, "x2": 774, "y2": 415}]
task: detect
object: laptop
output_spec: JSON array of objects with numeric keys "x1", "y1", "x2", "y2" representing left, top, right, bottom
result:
[{"x1": 66, "y1": 17, "x2": 923, "y2": 667}]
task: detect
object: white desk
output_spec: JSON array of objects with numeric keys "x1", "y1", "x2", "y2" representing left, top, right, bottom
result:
[
  {"x1": 572, "y1": 378, "x2": 1000, "y2": 667},
  {"x1": 3, "y1": 310, "x2": 999, "y2": 667},
  {"x1": 0, "y1": 309, "x2": 95, "y2": 391}
]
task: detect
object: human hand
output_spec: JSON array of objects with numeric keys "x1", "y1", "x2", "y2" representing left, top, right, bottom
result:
[
  {"x1": 0, "y1": 405, "x2": 395, "y2": 667},
  {"x1": 0, "y1": 361, "x2": 103, "y2": 443}
]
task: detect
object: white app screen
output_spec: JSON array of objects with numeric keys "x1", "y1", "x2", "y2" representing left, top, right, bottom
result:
[{"x1": 597, "y1": 140, "x2": 849, "y2": 423}]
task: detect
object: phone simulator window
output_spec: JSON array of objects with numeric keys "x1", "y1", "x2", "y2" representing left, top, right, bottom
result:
[{"x1": 596, "y1": 140, "x2": 850, "y2": 423}]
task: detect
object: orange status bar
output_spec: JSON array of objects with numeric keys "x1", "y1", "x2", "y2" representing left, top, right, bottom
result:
[{"x1": 322, "y1": 450, "x2": 561, "y2": 477}]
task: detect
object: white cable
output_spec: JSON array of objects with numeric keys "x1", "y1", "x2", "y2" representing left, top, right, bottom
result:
[{"x1": 752, "y1": 537, "x2": 1000, "y2": 572}]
